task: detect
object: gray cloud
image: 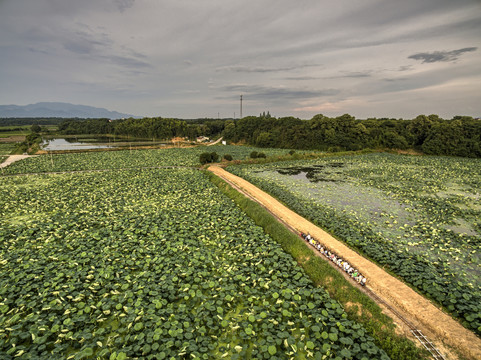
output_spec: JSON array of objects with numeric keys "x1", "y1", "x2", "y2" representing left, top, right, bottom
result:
[
  {"x1": 382, "y1": 77, "x2": 409, "y2": 83},
  {"x1": 102, "y1": 54, "x2": 150, "y2": 69},
  {"x1": 58, "y1": 24, "x2": 151, "y2": 69},
  {"x1": 28, "y1": 47, "x2": 49, "y2": 55},
  {"x1": 1, "y1": 0, "x2": 480, "y2": 118},
  {"x1": 268, "y1": 12, "x2": 481, "y2": 62},
  {"x1": 220, "y1": 84, "x2": 339, "y2": 100},
  {"x1": 285, "y1": 76, "x2": 319, "y2": 81},
  {"x1": 217, "y1": 64, "x2": 319, "y2": 73},
  {"x1": 114, "y1": 0, "x2": 136, "y2": 13},
  {"x1": 408, "y1": 47, "x2": 477, "y2": 63},
  {"x1": 61, "y1": 25, "x2": 113, "y2": 54},
  {"x1": 324, "y1": 71, "x2": 373, "y2": 80}
]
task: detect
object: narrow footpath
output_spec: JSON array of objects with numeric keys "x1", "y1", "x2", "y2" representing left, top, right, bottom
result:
[
  {"x1": 208, "y1": 165, "x2": 481, "y2": 360},
  {"x1": 0, "y1": 154, "x2": 35, "y2": 169}
]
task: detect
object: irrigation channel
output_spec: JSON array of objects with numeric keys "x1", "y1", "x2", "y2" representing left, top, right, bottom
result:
[{"x1": 208, "y1": 166, "x2": 481, "y2": 360}]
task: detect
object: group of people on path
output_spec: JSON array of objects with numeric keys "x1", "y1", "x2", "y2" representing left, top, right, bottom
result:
[{"x1": 300, "y1": 232, "x2": 367, "y2": 286}]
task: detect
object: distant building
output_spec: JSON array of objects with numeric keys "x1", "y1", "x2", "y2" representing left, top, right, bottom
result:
[{"x1": 196, "y1": 136, "x2": 210, "y2": 143}]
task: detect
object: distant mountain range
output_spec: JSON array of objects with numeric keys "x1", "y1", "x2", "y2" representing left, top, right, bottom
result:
[{"x1": 0, "y1": 102, "x2": 134, "y2": 119}]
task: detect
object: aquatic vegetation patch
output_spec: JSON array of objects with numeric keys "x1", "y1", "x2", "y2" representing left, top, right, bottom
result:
[
  {"x1": 0, "y1": 167, "x2": 388, "y2": 359},
  {"x1": 229, "y1": 153, "x2": 481, "y2": 334}
]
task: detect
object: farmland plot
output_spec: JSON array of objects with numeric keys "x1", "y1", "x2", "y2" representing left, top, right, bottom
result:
[
  {"x1": 0, "y1": 143, "x2": 15, "y2": 156},
  {"x1": 228, "y1": 153, "x2": 481, "y2": 334},
  {"x1": 0, "y1": 143, "x2": 15, "y2": 164},
  {"x1": 1, "y1": 145, "x2": 292, "y2": 174},
  {"x1": 0, "y1": 167, "x2": 387, "y2": 359}
]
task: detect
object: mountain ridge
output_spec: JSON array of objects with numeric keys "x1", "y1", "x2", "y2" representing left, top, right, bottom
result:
[{"x1": 0, "y1": 102, "x2": 135, "y2": 119}]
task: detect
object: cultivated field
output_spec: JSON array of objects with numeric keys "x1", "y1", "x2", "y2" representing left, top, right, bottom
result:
[
  {"x1": 229, "y1": 153, "x2": 481, "y2": 335},
  {"x1": 0, "y1": 152, "x2": 390, "y2": 359},
  {"x1": 0, "y1": 125, "x2": 30, "y2": 138},
  {"x1": 1, "y1": 145, "x2": 293, "y2": 174},
  {"x1": 0, "y1": 144, "x2": 16, "y2": 164}
]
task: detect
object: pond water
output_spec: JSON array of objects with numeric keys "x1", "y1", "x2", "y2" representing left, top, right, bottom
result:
[
  {"x1": 42, "y1": 138, "x2": 114, "y2": 150},
  {"x1": 41, "y1": 138, "x2": 170, "y2": 151},
  {"x1": 276, "y1": 162, "x2": 345, "y2": 183}
]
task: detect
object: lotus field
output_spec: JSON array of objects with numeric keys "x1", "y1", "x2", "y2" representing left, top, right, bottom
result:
[
  {"x1": 229, "y1": 153, "x2": 481, "y2": 334},
  {"x1": 0, "y1": 143, "x2": 15, "y2": 163},
  {"x1": 0, "y1": 158, "x2": 388, "y2": 359},
  {"x1": 1, "y1": 145, "x2": 292, "y2": 174}
]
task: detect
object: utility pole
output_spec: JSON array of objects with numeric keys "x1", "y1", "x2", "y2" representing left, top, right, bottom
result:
[{"x1": 240, "y1": 94, "x2": 243, "y2": 119}]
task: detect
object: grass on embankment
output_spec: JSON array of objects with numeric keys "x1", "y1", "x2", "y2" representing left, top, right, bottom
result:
[
  {"x1": 222, "y1": 149, "x2": 377, "y2": 167},
  {"x1": 207, "y1": 171, "x2": 429, "y2": 360}
]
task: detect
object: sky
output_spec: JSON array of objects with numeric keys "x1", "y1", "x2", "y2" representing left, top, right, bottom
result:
[{"x1": 1, "y1": 0, "x2": 480, "y2": 119}]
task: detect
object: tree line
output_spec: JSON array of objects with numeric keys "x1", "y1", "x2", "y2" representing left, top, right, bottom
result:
[
  {"x1": 57, "y1": 117, "x2": 226, "y2": 141},
  {"x1": 0, "y1": 118, "x2": 74, "y2": 126},
  {"x1": 54, "y1": 114, "x2": 481, "y2": 158},
  {"x1": 223, "y1": 114, "x2": 481, "y2": 158}
]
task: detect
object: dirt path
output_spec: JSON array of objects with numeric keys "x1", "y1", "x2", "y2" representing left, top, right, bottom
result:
[
  {"x1": 208, "y1": 165, "x2": 481, "y2": 360},
  {"x1": 207, "y1": 137, "x2": 223, "y2": 146},
  {"x1": 0, "y1": 154, "x2": 36, "y2": 168}
]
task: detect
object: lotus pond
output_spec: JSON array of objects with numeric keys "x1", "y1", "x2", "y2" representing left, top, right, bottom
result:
[
  {"x1": 228, "y1": 153, "x2": 481, "y2": 334},
  {"x1": 0, "y1": 143, "x2": 15, "y2": 161},
  {"x1": 1, "y1": 145, "x2": 294, "y2": 174},
  {"x1": 0, "y1": 165, "x2": 387, "y2": 359}
]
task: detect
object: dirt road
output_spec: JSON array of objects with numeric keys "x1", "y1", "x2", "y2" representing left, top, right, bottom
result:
[
  {"x1": 208, "y1": 165, "x2": 481, "y2": 360},
  {"x1": 207, "y1": 137, "x2": 223, "y2": 146},
  {"x1": 0, "y1": 154, "x2": 35, "y2": 168}
]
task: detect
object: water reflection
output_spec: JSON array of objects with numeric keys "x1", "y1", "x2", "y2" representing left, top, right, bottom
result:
[
  {"x1": 42, "y1": 137, "x2": 171, "y2": 151},
  {"x1": 42, "y1": 138, "x2": 113, "y2": 150},
  {"x1": 276, "y1": 163, "x2": 345, "y2": 183}
]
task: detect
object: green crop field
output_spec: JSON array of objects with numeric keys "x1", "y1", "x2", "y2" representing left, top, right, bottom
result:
[
  {"x1": 0, "y1": 152, "x2": 389, "y2": 359},
  {"x1": 0, "y1": 125, "x2": 30, "y2": 138},
  {"x1": 0, "y1": 143, "x2": 16, "y2": 156},
  {"x1": 1, "y1": 145, "x2": 296, "y2": 174},
  {"x1": 0, "y1": 143, "x2": 16, "y2": 164},
  {"x1": 228, "y1": 153, "x2": 481, "y2": 335}
]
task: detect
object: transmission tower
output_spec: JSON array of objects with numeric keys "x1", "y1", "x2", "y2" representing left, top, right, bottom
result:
[{"x1": 240, "y1": 95, "x2": 243, "y2": 119}]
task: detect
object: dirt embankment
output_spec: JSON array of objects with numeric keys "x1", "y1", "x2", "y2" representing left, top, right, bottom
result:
[
  {"x1": 0, "y1": 155, "x2": 36, "y2": 168},
  {"x1": 208, "y1": 165, "x2": 481, "y2": 360},
  {"x1": 0, "y1": 135, "x2": 25, "y2": 143}
]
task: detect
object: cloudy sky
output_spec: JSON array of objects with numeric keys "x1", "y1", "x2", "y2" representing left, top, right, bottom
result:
[{"x1": 1, "y1": 0, "x2": 480, "y2": 119}]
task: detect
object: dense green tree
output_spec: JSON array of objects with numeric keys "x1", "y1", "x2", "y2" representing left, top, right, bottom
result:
[
  {"x1": 30, "y1": 124, "x2": 41, "y2": 133},
  {"x1": 407, "y1": 115, "x2": 434, "y2": 147},
  {"x1": 380, "y1": 131, "x2": 408, "y2": 149},
  {"x1": 222, "y1": 120, "x2": 236, "y2": 141},
  {"x1": 53, "y1": 113, "x2": 481, "y2": 158},
  {"x1": 255, "y1": 131, "x2": 275, "y2": 147}
]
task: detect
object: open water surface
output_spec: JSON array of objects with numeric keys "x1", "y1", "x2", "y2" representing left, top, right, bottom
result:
[
  {"x1": 42, "y1": 138, "x2": 113, "y2": 150},
  {"x1": 42, "y1": 137, "x2": 170, "y2": 151}
]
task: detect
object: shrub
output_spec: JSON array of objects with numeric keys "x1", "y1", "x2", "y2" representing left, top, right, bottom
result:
[
  {"x1": 199, "y1": 152, "x2": 210, "y2": 164},
  {"x1": 30, "y1": 124, "x2": 42, "y2": 133},
  {"x1": 199, "y1": 152, "x2": 220, "y2": 164},
  {"x1": 223, "y1": 154, "x2": 233, "y2": 161},
  {"x1": 257, "y1": 152, "x2": 266, "y2": 158},
  {"x1": 250, "y1": 151, "x2": 258, "y2": 159},
  {"x1": 210, "y1": 152, "x2": 219, "y2": 163}
]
